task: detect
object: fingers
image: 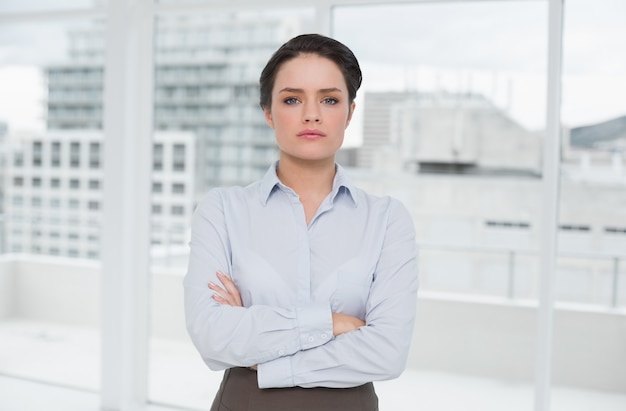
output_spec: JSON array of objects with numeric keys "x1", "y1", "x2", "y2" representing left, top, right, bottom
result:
[
  {"x1": 331, "y1": 312, "x2": 365, "y2": 336},
  {"x1": 208, "y1": 271, "x2": 243, "y2": 307},
  {"x1": 217, "y1": 271, "x2": 243, "y2": 306},
  {"x1": 208, "y1": 281, "x2": 230, "y2": 303}
]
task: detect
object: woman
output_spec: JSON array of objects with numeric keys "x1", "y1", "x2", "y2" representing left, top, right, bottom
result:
[{"x1": 184, "y1": 33, "x2": 418, "y2": 411}]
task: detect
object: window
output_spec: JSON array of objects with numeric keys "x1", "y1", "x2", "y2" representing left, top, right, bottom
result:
[
  {"x1": 171, "y1": 205, "x2": 184, "y2": 215},
  {"x1": 13, "y1": 177, "x2": 23, "y2": 186},
  {"x1": 14, "y1": 152, "x2": 23, "y2": 167},
  {"x1": 172, "y1": 182, "x2": 185, "y2": 194},
  {"x1": 152, "y1": 182, "x2": 163, "y2": 193},
  {"x1": 559, "y1": 224, "x2": 591, "y2": 233},
  {"x1": 87, "y1": 250, "x2": 99, "y2": 259},
  {"x1": 88, "y1": 200, "x2": 100, "y2": 210},
  {"x1": 152, "y1": 204, "x2": 162, "y2": 214},
  {"x1": 70, "y1": 142, "x2": 80, "y2": 167},
  {"x1": 89, "y1": 179, "x2": 100, "y2": 190},
  {"x1": 485, "y1": 220, "x2": 531, "y2": 229},
  {"x1": 69, "y1": 198, "x2": 80, "y2": 209},
  {"x1": 153, "y1": 143, "x2": 163, "y2": 171},
  {"x1": 0, "y1": 14, "x2": 106, "y2": 398},
  {"x1": 89, "y1": 142, "x2": 101, "y2": 168},
  {"x1": 6, "y1": 3, "x2": 623, "y2": 411},
  {"x1": 51, "y1": 142, "x2": 61, "y2": 167},
  {"x1": 70, "y1": 178, "x2": 81, "y2": 189},
  {"x1": 32, "y1": 141, "x2": 43, "y2": 166},
  {"x1": 172, "y1": 144, "x2": 185, "y2": 171}
]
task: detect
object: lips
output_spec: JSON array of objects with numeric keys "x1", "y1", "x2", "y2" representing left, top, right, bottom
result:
[{"x1": 297, "y1": 129, "x2": 326, "y2": 140}]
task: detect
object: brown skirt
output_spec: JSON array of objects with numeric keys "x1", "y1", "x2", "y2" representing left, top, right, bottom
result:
[{"x1": 210, "y1": 367, "x2": 379, "y2": 411}]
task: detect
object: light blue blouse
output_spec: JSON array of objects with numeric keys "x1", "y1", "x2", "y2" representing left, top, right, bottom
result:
[{"x1": 183, "y1": 161, "x2": 418, "y2": 389}]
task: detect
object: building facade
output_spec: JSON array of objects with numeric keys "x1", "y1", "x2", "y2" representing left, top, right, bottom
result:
[{"x1": 2, "y1": 130, "x2": 194, "y2": 258}]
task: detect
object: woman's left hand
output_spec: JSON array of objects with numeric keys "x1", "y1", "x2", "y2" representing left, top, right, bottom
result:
[{"x1": 208, "y1": 271, "x2": 243, "y2": 307}]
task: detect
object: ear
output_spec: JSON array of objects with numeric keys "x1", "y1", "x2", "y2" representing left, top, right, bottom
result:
[
  {"x1": 263, "y1": 106, "x2": 274, "y2": 129},
  {"x1": 345, "y1": 101, "x2": 356, "y2": 128}
]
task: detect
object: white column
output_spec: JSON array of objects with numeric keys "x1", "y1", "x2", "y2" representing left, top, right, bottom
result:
[
  {"x1": 316, "y1": 2, "x2": 333, "y2": 35},
  {"x1": 535, "y1": 1, "x2": 564, "y2": 411},
  {"x1": 101, "y1": 0, "x2": 153, "y2": 410}
]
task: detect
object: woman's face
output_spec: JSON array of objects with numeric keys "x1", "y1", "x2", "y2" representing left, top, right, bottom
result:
[{"x1": 264, "y1": 54, "x2": 355, "y2": 164}]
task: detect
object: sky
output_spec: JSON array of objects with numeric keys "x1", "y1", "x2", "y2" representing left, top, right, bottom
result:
[{"x1": 0, "y1": 0, "x2": 625, "y2": 140}]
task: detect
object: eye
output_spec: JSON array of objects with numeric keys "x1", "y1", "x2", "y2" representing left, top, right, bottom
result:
[
  {"x1": 322, "y1": 97, "x2": 338, "y2": 105},
  {"x1": 283, "y1": 97, "x2": 300, "y2": 105}
]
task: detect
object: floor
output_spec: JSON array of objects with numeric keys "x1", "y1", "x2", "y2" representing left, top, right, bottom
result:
[
  {"x1": 1, "y1": 320, "x2": 625, "y2": 411},
  {"x1": 2, "y1": 370, "x2": 626, "y2": 411}
]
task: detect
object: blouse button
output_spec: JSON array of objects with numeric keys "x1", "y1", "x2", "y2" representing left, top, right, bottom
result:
[
  {"x1": 321, "y1": 333, "x2": 328, "y2": 339},
  {"x1": 278, "y1": 349, "x2": 285, "y2": 355},
  {"x1": 308, "y1": 336, "x2": 314, "y2": 342}
]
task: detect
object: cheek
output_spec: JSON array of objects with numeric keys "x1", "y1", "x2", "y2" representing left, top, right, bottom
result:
[{"x1": 270, "y1": 110, "x2": 294, "y2": 130}]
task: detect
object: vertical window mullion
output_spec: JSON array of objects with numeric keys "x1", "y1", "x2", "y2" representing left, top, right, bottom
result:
[
  {"x1": 535, "y1": 1, "x2": 564, "y2": 411},
  {"x1": 101, "y1": 0, "x2": 154, "y2": 409}
]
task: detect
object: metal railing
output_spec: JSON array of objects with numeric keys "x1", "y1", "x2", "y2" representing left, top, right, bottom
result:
[{"x1": 418, "y1": 242, "x2": 625, "y2": 308}]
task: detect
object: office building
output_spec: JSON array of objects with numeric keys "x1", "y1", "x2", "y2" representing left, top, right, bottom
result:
[{"x1": 2, "y1": 130, "x2": 194, "y2": 258}]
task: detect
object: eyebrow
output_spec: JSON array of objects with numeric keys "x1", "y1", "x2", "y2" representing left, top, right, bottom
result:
[{"x1": 278, "y1": 87, "x2": 343, "y2": 94}]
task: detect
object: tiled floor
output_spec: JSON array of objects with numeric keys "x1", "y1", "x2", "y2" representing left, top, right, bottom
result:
[{"x1": 1, "y1": 320, "x2": 625, "y2": 411}]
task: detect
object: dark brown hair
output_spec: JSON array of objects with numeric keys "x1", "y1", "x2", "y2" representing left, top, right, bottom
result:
[{"x1": 259, "y1": 33, "x2": 362, "y2": 110}]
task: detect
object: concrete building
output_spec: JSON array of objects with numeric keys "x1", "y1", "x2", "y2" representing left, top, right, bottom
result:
[
  {"x1": 352, "y1": 91, "x2": 626, "y2": 304},
  {"x1": 360, "y1": 91, "x2": 541, "y2": 175},
  {"x1": 2, "y1": 130, "x2": 194, "y2": 258}
]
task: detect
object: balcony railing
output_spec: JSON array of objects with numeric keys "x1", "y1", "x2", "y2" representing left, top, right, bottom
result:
[{"x1": 418, "y1": 242, "x2": 625, "y2": 308}]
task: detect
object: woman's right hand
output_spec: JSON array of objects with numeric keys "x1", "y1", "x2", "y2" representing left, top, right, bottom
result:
[{"x1": 331, "y1": 313, "x2": 365, "y2": 336}]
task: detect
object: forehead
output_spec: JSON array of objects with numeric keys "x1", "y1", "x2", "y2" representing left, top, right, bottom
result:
[{"x1": 273, "y1": 54, "x2": 347, "y2": 91}]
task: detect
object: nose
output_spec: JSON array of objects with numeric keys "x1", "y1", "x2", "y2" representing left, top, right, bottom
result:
[{"x1": 302, "y1": 102, "x2": 321, "y2": 123}]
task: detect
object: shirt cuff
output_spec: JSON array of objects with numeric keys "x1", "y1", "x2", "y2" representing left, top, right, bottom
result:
[
  {"x1": 257, "y1": 355, "x2": 293, "y2": 388},
  {"x1": 296, "y1": 302, "x2": 333, "y2": 351}
]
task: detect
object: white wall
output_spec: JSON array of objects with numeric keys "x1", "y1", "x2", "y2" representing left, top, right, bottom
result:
[
  {"x1": 411, "y1": 293, "x2": 626, "y2": 392},
  {"x1": 0, "y1": 256, "x2": 17, "y2": 319}
]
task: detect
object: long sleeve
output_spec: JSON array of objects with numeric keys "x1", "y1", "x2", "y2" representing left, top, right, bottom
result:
[
  {"x1": 257, "y1": 199, "x2": 418, "y2": 388},
  {"x1": 183, "y1": 189, "x2": 334, "y2": 370}
]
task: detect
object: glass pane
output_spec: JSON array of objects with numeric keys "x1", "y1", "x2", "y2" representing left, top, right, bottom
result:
[
  {"x1": 333, "y1": 0, "x2": 546, "y2": 300},
  {"x1": 0, "y1": 0, "x2": 104, "y2": 13},
  {"x1": 559, "y1": 0, "x2": 626, "y2": 308},
  {"x1": 333, "y1": 2, "x2": 546, "y2": 410},
  {"x1": 148, "y1": 8, "x2": 315, "y2": 409},
  {"x1": 0, "y1": 18, "x2": 104, "y2": 391}
]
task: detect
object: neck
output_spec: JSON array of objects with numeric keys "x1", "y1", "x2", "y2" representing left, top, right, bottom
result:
[{"x1": 276, "y1": 155, "x2": 336, "y2": 198}]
